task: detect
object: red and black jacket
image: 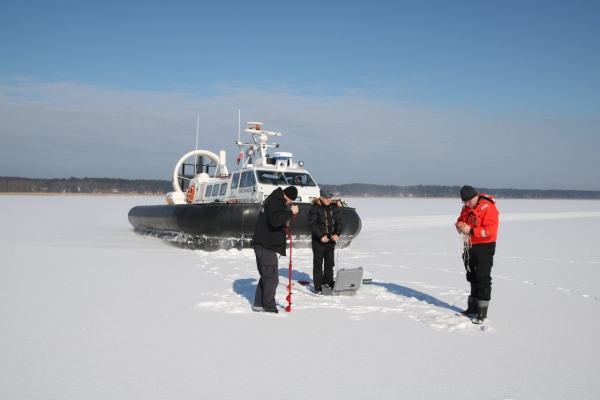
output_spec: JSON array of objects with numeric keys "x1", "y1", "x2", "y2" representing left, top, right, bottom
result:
[{"x1": 457, "y1": 194, "x2": 499, "y2": 244}]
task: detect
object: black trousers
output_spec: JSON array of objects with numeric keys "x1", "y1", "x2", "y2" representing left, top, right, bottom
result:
[
  {"x1": 253, "y1": 245, "x2": 279, "y2": 312},
  {"x1": 312, "y1": 241, "x2": 335, "y2": 291},
  {"x1": 463, "y1": 242, "x2": 496, "y2": 301}
]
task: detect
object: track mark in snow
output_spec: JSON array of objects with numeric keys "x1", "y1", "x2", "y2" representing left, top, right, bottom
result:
[
  {"x1": 422, "y1": 266, "x2": 464, "y2": 276},
  {"x1": 502, "y1": 211, "x2": 600, "y2": 222},
  {"x1": 499, "y1": 255, "x2": 599, "y2": 265},
  {"x1": 361, "y1": 263, "x2": 411, "y2": 269},
  {"x1": 362, "y1": 212, "x2": 600, "y2": 236},
  {"x1": 495, "y1": 275, "x2": 597, "y2": 300}
]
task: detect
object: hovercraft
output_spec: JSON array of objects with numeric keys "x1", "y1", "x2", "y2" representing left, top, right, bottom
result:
[{"x1": 128, "y1": 121, "x2": 362, "y2": 251}]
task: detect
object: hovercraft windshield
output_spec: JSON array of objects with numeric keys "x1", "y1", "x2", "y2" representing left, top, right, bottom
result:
[{"x1": 255, "y1": 171, "x2": 316, "y2": 187}]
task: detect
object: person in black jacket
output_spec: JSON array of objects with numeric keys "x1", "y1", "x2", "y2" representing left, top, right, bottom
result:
[
  {"x1": 252, "y1": 186, "x2": 299, "y2": 313},
  {"x1": 307, "y1": 188, "x2": 343, "y2": 294}
]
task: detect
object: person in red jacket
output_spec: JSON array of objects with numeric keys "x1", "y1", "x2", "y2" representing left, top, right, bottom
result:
[{"x1": 455, "y1": 185, "x2": 499, "y2": 324}]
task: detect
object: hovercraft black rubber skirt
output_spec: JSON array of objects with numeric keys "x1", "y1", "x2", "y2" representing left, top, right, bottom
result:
[{"x1": 128, "y1": 202, "x2": 362, "y2": 251}]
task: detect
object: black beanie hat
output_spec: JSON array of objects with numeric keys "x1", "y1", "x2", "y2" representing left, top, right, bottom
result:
[
  {"x1": 460, "y1": 185, "x2": 477, "y2": 202},
  {"x1": 283, "y1": 186, "x2": 298, "y2": 201}
]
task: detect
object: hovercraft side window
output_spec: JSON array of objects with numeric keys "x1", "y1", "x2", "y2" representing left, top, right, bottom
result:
[
  {"x1": 231, "y1": 173, "x2": 240, "y2": 189},
  {"x1": 239, "y1": 171, "x2": 257, "y2": 188},
  {"x1": 205, "y1": 185, "x2": 212, "y2": 197},
  {"x1": 212, "y1": 184, "x2": 220, "y2": 196},
  {"x1": 219, "y1": 183, "x2": 228, "y2": 196}
]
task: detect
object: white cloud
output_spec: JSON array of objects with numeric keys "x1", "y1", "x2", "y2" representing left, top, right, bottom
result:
[{"x1": 0, "y1": 78, "x2": 598, "y2": 190}]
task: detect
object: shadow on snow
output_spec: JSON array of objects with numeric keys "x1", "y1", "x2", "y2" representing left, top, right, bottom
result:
[
  {"x1": 232, "y1": 269, "x2": 313, "y2": 307},
  {"x1": 277, "y1": 267, "x2": 312, "y2": 284},
  {"x1": 372, "y1": 282, "x2": 462, "y2": 313},
  {"x1": 232, "y1": 278, "x2": 257, "y2": 306},
  {"x1": 232, "y1": 274, "x2": 459, "y2": 314}
]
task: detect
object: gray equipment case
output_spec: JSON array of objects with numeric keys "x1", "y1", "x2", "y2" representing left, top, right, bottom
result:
[{"x1": 322, "y1": 267, "x2": 363, "y2": 296}]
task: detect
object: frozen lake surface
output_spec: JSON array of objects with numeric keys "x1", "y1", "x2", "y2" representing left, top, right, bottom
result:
[{"x1": 1, "y1": 195, "x2": 599, "y2": 399}]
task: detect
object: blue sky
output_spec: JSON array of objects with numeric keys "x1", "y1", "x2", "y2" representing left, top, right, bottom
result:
[{"x1": 1, "y1": 0, "x2": 599, "y2": 190}]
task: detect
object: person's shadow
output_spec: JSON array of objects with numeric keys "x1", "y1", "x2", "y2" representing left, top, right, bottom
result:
[
  {"x1": 371, "y1": 282, "x2": 462, "y2": 312},
  {"x1": 232, "y1": 278, "x2": 257, "y2": 306},
  {"x1": 278, "y1": 268, "x2": 312, "y2": 283},
  {"x1": 232, "y1": 269, "x2": 313, "y2": 307}
]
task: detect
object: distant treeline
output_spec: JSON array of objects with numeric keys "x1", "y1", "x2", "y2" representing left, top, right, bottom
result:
[
  {"x1": 320, "y1": 183, "x2": 600, "y2": 199},
  {"x1": 0, "y1": 177, "x2": 172, "y2": 194},
  {"x1": 1, "y1": 177, "x2": 599, "y2": 199}
]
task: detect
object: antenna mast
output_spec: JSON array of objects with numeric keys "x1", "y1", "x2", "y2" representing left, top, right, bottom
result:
[
  {"x1": 194, "y1": 115, "x2": 200, "y2": 174},
  {"x1": 244, "y1": 122, "x2": 281, "y2": 160}
]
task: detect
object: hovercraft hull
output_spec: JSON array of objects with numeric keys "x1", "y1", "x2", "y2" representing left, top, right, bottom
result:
[{"x1": 128, "y1": 202, "x2": 361, "y2": 251}]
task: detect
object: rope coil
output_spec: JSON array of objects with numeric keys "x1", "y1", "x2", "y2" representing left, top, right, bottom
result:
[
  {"x1": 459, "y1": 232, "x2": 472, "y2": 272},
  {"x1": 285, "y1": 228, "x2": 293, "y2": 312}
]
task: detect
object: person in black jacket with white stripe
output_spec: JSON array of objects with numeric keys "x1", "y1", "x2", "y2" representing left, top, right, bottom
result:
[
  {"x1": 252, "y1": 186, "x2": 298, "y2": 313},
  {"x1": 307, "y1": 189, "x2": 343, "y2": 294}
]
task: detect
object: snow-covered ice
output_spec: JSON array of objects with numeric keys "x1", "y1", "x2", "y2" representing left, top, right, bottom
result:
[{"x1": 1, "y1": 195, "x2": 599, "y2": 399}]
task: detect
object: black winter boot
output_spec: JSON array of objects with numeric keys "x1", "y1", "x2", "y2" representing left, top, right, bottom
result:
[
  {"x1": 460, "y1": 296, "x2": 478, "y2": 317},
  {"x1": 472, "y1": 300, "x2": 489, "y2": 324}
]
